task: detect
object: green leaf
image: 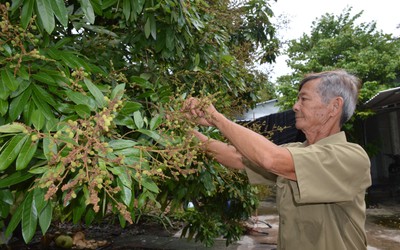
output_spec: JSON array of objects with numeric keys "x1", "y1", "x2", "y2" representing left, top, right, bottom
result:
[
  {"x1": 72, "y1": 194, "x2": 86, "y2": 224},
  {"x1": 79, "y1": 0, "x2": 95, "y2": 23},
  {"x1": 123, "y1": 0, "x2": 131, "y2": 21},
  {"x1": 141, "y1": 176, "x2": 159, "y2": 194},
  {"x1": 66, "y1": 90, "x2": 95, "y2": 110},
  {"x1": 150, "y1": 15, "x2": 156, "y2": 39},
  {"x1": 48, "y1": 49, "x2": 79, "y2": 68},
  {"x1": 90, "y1": 0, "x2": 102, "y2": 15},
  {"x1": 32, "y1": 84, "x2": 57, "y2": 107},
  {"x1": 113, "y1": 147, "x2": 140, "y2": 157},
  {"x1": 0, "y1": 134, "x2": 28, "y2": 171},
  {"x1": 133, "y1": 111, "x2": 144, "y2": 129},
  {"x1": 119, "y1": 101, "x2": 142, "y2": 115},
  {"x1": 36, "y1": 0, "x2": 55, "y2": 34},
  {"x1": 194, "y1": 53, "x2": 200, "y2": 66},
  {"x1": 28, "y1": 165, "x2": 49, "y2": 174},
  {"x1": 22, "y1": 191, "x2": 37, "y2": 243},
  {"x1": 144, "y1": 17, "x2": 151, "y2": 38},
  {"x1": 31, "y1": 109, "x2": 46, "y2": 130},
  {"x1": 5, "y1": 200, "x2": 23, "y2": 238},
  {"x1": 138, "y1": 129, "x2": 162, "y2": 143},
  {"x1": 107, "y1": 166, "x2": 122, "y2": 176},
  {"x1": 114, "y1": 167, "x2": 132, "y2": 187},
  {"x1": 74, "y1": 104, "x2": 92, "y2": 118},
  {"x1": 38, "y1": 202, "x2": 52, "y2": 235},
  {"x1": 0, "y1": 189, "x2": 13, "y2": 205},
  {"x1": 8, "y1": 88, "x2": 31, "y2": 121},
  {"x1": 130, "y1": 76, "x2": 150, "y2": 86},
  {"x1": 111, "y1": 83, "x2": 125, "y2": 100},
  {"x1": 34, "y1": 188, "x2": 46, "y2": 213},
  {"x1": 0, "y1": 172, "x2": 34, "y2": 188},
  {"x1": 16, "y1": 136, "x2": 38, "y2": 170},
  {"x1": 32, "y1": 91, "x2": 55, "y2": 120},
  {"x1": 16, "y1": 67, "x2": 30, "y2": 82},
  {"x1": 10, "y1": 0, "x2": 23, "y2": 14},
  {"x1": 0, "y1": 73, "x2": 11, "y2": 100},
  {"x1": 102, "y1": 0, "x2": 118, "y2": 9},
  {"x1": 10, "y1": 80, "x2": 30, "y2": 98},
  {"x1": 43, "y1": 137, "x2": 57, "y2": 161},
  {"x1": 32, "y1": 72, "x2": 56, "y2": 86},
  {"x1": 45, "y1": 117, "x2": 59, "y2": 132},
  {"x1": 149, "y1": 114, "x2": 162, "y2": 130},
  {"x1": 117, "y1": 177, "x2": 132, "y2": 206},
  {"x1": 0, "y1": 123, "x2": 27, "y2": 133},
  {"x1": 55, "y1": 135, "x2": 78, "y2": 147},
  {"x1": 83, "y1": 77, "x2": 106, "y2": 108},
  {"x1": 0, "y1": 202, "x2": 10, "y2": 220},
  {"x1": 21, "y1": 0, "x2": 35, "y2": 29},
  {"x1": 84, "y1": 208, "x2": 96, "y2": 225},
  {"x1": 51, "y1": 0, "x2": 69, "y2": 27},
  {"x1": 118, "y1": 214, "x2": 127, "y2": 228},
  {"x1": 109, "y1": 139, "x2": 138, "y2": 150},
  {"x1": 133, "y1": 0, "x2": 145, "y2": 14},
  {"x1": 114, "y1": 115, "x2": 135, "y2": 128},
  {"x1": 53, "y1": 37, "x2": 73, "y2": 48},
  {"x1": 0, "y1": 192, "x2": 12, "y2": 219},
  {"x1": 1, "y1": 68, "x2": 20, "y2": 91}
]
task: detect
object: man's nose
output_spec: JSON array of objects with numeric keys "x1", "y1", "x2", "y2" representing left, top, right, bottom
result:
[{"x1": 293, "y1": 101, "x2": 299, "y2": 112}]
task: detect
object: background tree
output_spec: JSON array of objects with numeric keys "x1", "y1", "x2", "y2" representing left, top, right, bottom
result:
[
  {"x1": 276, "y1": 8, "x2": 400, "y2": 110},
  {"x1": 0, "y1": 0, "x2": 279, "y2": 246},
  {"x1": 274, "y1": 8, "x2": 400, "y2": 145}
]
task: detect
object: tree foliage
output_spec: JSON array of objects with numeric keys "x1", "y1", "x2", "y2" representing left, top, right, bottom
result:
[
  {"x1": 0, "y1": 0, "x2": 279, "y2": 246},
  {"x1": 276, "y1": 8, "x2": 400, "y2": 111}
]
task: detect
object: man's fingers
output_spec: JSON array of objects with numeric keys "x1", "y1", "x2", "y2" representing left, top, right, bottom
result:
[{"x1": 181, "y1": 97, "x2": 213, "y2": 126}]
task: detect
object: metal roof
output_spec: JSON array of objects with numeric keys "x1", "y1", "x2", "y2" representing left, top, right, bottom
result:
[{"x1": 364, "y1": 86, "x2": 400, "y2": 111}]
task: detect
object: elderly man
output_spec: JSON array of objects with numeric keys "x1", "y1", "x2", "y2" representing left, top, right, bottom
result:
[{"x1": 183, "y1": 70, "x2": 371, "y2": 250}]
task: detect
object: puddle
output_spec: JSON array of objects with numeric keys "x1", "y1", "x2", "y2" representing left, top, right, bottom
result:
[{"x1": 369, "y1": 214, "x2": 400, "y2": 229}]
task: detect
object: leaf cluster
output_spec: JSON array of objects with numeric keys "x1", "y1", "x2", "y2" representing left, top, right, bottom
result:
[
  {"x1": 0, "y1": 0, "x2": 279, "y2": 246},
  {"x1": 273, "y1": 7, "x2": 400, "y2": 153},
  {"x1": 276, "y1": 7, "x2": 400, "y2": 109}
]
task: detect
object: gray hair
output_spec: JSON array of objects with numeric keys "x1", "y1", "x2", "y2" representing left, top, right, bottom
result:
[{"x1": 299, "y1": 70, "x2": 361, "y2": 126}]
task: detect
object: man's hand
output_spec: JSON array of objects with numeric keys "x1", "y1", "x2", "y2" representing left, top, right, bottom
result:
[{"x1": 182, "y1": 97, "x2": 218, "y2": 127}]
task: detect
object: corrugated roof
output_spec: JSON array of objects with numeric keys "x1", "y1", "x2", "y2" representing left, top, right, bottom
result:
[{"x1": 364, "y1": 87, "x2": 400, "y2": 111}]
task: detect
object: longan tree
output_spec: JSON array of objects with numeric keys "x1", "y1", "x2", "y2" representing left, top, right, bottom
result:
[{"x1": 0, "y1": 0, "x2": 279, "y2": 246}]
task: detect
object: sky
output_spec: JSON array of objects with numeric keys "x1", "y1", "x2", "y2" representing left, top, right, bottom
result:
[{"x1": 265, "y1": 0, "x2": 400, "y2": 80}]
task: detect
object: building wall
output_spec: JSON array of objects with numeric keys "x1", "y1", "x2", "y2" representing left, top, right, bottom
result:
[
  {"x1": 365, "y1": 109, "x2": 400, "y2": 183},
  {"x1": 236, "y1": 99, "x2": 279, "y2": 121}
]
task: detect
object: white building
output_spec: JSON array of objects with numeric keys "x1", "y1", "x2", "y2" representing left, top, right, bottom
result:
[{"x1": 236, "y1": 99, "x2": 280, "y2": 121}]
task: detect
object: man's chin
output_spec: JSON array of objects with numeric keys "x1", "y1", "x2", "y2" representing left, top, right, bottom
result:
[{"x1": 295, "y1": 122, "x2": 303, "y2": 130}]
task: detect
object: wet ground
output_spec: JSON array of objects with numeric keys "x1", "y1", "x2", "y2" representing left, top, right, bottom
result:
[
  {"x1": 365, "y1": 202, "x2": 400, "y2": 250},
  {"x1": 109, "y1": 200, "x2": 400, "y2": 250},
  {"x1": 2, "y1": 200, "x2": 400, "y2": 249}
]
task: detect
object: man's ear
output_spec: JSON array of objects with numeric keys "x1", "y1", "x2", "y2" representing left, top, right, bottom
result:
[{"x1": 331, "y1": 97, "x2": 344, "y2": 116}]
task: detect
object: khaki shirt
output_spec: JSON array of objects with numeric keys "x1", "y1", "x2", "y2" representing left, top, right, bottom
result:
[{"x1": 245, "y1": 132, "x2": 371, "y2": 250}]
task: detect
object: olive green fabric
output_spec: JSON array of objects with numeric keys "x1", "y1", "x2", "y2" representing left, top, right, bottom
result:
[{"x1": 245, "y1": 132, "x2": 371, "y2": 250}]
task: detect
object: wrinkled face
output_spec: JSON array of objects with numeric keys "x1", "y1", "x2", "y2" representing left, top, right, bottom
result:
[{"x1": 292, "y1": 79, "x2": 332, "y2": 132}]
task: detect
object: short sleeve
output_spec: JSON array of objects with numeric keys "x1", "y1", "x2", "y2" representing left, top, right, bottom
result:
[
  {"x1": 286, "y1": 143, "x2": 371, "y2": 203},
  {"x1": 244, "y1": 158, "x2": 277, "y2": 185}
]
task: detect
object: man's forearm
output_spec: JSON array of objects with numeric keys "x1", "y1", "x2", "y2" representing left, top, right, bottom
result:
[
  {"x1": 191, "y1": 130, "x2": 246, "y2": 170},
  {"x1": 205, "y1": 140, "x2": 246, "y2": 170},
  {"x1": 211, "y1": 112, "x2": 297, "y2": 180}
]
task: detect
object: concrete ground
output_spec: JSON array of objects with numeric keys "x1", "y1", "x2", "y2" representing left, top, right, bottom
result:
[
  {"x1": 365, "y1": 203, "x2": 400, "y2": 250},
  {"x1": 110, "y1": 200, "x2": 400, "y2": 249}
]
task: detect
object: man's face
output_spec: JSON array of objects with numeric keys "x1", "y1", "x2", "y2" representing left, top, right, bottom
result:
[{"x1": 292, "y1": 79, "x2": 332, "y2": 132}]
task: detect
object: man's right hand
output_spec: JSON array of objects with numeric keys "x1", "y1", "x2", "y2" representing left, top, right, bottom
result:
[{"x1": 182, "y1": 97, "x2": 218, "y2": 127}]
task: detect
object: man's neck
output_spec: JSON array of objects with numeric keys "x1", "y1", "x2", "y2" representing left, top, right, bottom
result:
[{"x1": 304, "y1": 126, "x2": 341, "y2": 145}]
